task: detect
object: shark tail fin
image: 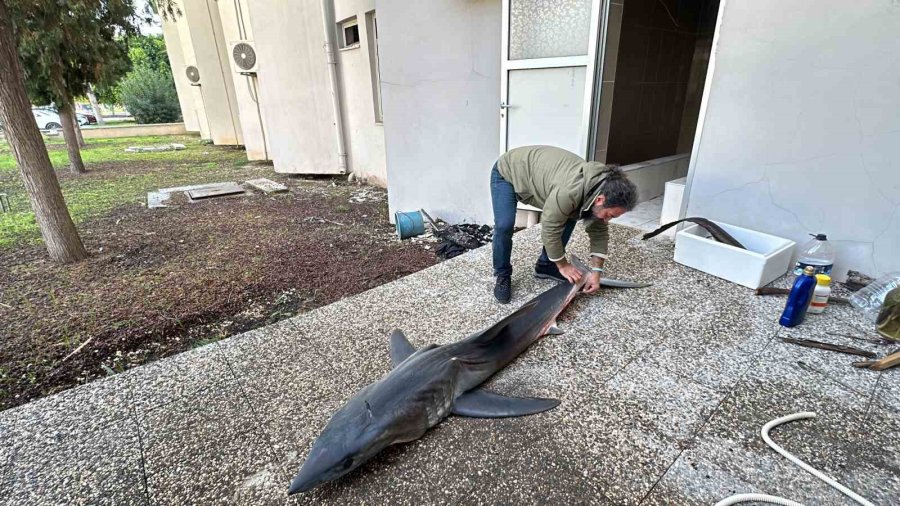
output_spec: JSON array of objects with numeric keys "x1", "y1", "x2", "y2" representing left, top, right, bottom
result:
[{"x1": 569, "y1": 254, "x2": 590, "y2": 275}]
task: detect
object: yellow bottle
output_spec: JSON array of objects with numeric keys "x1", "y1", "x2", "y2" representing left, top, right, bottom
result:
[{"x1": 808, "y1": 274, "x2": 831, "y2": 314}]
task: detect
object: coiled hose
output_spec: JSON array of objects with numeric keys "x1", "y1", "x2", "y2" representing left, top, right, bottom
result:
[
  {"x1": 714, "y1": 411, "x2": 874, "y2": 506},
  {"x1": 714, "y1": 494, "x2": 801, "y2": 506}
]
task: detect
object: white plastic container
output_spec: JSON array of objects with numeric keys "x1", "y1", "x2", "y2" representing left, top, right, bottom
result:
[
  {"x1": 659, "y1": 177, "x2": 687, "y2": 238},
  {"x1": 850, "y1": 272, "x2": 900, "y2": 322},
  {"x1": 808, "y1": 274, "x2": 831, "y2": 314},
  {"x1": 674, "y1": 221, "x2": 796, "y2": 289},
  {"x1": 793, "y1": 233, "x2": 836, "y2": 275}
]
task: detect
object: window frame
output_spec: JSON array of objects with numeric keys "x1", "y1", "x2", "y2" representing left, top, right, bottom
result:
[{"x1": 339, "y1": 17, "x2": 361, "y2": 50}]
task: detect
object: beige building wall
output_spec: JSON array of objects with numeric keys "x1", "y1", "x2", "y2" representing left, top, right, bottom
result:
[
  {"x1": 176, "y1": 0, "x2": 244, "y2": 146},
  {"x1": 214, "y1": 0, "x2": 271, "y2": 160},
  {"x1": 246, "y1": 0, "x2": 342, "y2": 174},
  {"x1": 685, "y1": 0, "x2": 900, "y2": 279},
  {"x1": 171, "y1": 9, "x2": 211, "y2": 139},
  {"x1": 161, "y1": 17, "x2": 200, "y2": 133},
  {"x1": 334, "y1": 0, "x2": 387, "y2": 186}
]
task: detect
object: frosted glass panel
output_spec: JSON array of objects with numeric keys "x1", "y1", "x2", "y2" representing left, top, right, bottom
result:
[
  {"x1": 507, "y1": 67, "x2": 586, "y2": 153},
  {"x1": 509, "y1": 0, "x2": 593, "y2": 60}
]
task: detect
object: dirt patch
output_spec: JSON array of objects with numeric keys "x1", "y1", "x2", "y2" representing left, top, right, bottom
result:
[{"x1": 0, "y1": 177, "x2": 438, "y2": 410}]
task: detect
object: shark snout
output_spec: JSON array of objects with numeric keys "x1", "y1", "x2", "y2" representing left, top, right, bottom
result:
[{"x1": 288, "y1": 457, "x2": 330, "y2": 495}]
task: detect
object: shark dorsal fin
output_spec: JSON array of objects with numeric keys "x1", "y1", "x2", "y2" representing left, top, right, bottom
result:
[
  {"x1": 389, "y1": 329, "x2": 416, "y2": 367},
  {"x1": 470, "y1": 298, "x2": 541, "y2": 343}
]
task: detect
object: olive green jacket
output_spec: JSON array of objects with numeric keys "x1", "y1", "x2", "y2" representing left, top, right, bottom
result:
[{"x1": 497, "y1": 145, "x2": 611, "y2": 261}]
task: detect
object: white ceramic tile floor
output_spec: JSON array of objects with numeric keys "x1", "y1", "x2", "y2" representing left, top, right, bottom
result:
[{"x1": 610, "y1": 196, "x2": 664, "y2": 232}]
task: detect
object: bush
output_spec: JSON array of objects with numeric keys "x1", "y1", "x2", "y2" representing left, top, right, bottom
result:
[{"x1": 118, "y1": 68, "x2": 182, "y2": 124}]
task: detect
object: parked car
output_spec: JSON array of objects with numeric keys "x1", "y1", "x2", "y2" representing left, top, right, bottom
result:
[
  {"x1": 32, "y1": 108, "x2": 62, "y2": 130},
  {"x1": 31, "y1": 108, "x2": 94, "y2": 130},
  {"x1": 76, "y1": 112, "x2": 97, "y2": 125}
]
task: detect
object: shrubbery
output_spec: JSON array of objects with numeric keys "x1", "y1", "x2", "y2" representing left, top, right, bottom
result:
[{"x1": 118, "y1": 67, "x2": 182, "y2": 124}]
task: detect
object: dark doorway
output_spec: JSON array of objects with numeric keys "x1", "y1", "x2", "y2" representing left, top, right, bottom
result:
[{"x1": 593, "y1": 0, "x2": 720, "y2": 166}]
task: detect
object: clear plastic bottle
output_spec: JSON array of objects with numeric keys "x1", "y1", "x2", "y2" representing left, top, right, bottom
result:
[
  {"x1": 850, "y1": 272, "x2": 900, "y2": 322},
  {"x1": 793, "y1": 233, "x2": 836, "y2": 275}
]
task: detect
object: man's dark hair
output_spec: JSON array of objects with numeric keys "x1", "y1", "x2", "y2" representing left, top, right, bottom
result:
[{"x1": 598, "y1": 165, "x2": 638, "y2": 211}]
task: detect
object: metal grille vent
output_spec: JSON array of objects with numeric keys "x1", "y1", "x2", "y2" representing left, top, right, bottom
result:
[
  {"x1": 185, "y1": 65, "x2": 200, "y2": 83},
  {"x1": 232, "y1": 42, "x2": 257, "y2": 72}
]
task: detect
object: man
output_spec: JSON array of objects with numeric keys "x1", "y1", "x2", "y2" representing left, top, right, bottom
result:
[{"x1": 490, "y1": 145, "x2": 638, "y2": 303}]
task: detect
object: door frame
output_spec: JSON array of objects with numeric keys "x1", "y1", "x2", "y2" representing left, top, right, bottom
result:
[{"x1": 499, "y1": 0, "x2": 605, "y2": 158}]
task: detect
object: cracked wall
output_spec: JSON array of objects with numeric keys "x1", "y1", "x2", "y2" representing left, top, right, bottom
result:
[{"x1": 686, "y1": 0, "x2": 900, "y2": 280}]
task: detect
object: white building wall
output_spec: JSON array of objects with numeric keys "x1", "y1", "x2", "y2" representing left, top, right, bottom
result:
[
  {"x1": 161, "y1": 18, "x2": 200, "y2": 132},
  {"x1": 246, "y1": 0, "x2": 342, "y2": 174},
  {"x1": 215, "y1": 0, "x2": 271, "y2": 160},
  {"x1": 177, "y1": 0, "x2": 243, "y2": 146},
  {"x1": 172, "y1": 10, "x2": 211, "y2": 139},
  {"x1": 378, "y1": 0, "x2": 501, "y2": 224},
  {"x1": 685, "y1": 0, "x2": 900, "y2": 279},
  {"x1": 334, "y1": 0, "x2": 387, "y2": 187}
]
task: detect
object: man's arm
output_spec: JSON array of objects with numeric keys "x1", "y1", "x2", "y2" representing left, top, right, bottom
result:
[
  {"x1": 582, "y1": 219, "x2": 609, "y2": 293},
  {"x1": 541, "y1": 188, "x2": 583, "y2": 284}
]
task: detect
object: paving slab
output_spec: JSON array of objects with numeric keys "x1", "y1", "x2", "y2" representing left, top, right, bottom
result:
[
  {"x1": 0, "y1": 416, "x2": 144, "y2": 506},
  {"x1": 245, "y1": 178, "x2": 289, "y2": 193},
  {"x1": 642, "y1": 370, "x2": 896, "y2": 506},
  {"x1": 139, "y1": 378, "x2": 277, "y2": 505},
  {"x1": 0, "y1": 223, "x2": 893, "y2": 505}
]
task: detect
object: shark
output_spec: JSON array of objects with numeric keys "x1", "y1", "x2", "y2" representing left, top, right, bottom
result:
[{"x1": 288, "y1": 257, "x2": 650, "y2": 494}]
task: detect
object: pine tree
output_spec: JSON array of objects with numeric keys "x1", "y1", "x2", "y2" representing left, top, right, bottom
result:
[
  {"x1": 0, "y1": 0, "x2": 87, "y2": 263},
  {"x1": 9, "y1": 0, "x2": 139, "y2": 173}
]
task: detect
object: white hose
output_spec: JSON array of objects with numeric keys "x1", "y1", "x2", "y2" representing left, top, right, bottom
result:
[
  {"x1": 715, "y1": 411, "x2": 874, "y2": 506},
  {"x1": 714, "y1": 493, "x2": 802, "y2": 506},
  {"x1": 761, "y1": 412, "x2": 874, "y2": 506}
]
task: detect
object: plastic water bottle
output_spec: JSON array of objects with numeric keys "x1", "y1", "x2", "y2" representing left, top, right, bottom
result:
[
  {"x1": 779, "y1": 266, "x2": 817, "y2": 327},
  {"x1": 850, "y1": 272, "x2": 900, "y2": 322},
  {"x1": 793, "y1": 233, "x2": 835, "y2": 275}
]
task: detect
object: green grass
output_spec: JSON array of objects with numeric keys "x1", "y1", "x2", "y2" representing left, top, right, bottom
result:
[{"x1": 0, "y1": 134, "x2": 248, "y2": 248}]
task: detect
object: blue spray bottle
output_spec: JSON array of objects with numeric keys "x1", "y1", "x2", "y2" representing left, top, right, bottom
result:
[{"x1": 779, "y1": 266, "x2": 817, "y2": 327}]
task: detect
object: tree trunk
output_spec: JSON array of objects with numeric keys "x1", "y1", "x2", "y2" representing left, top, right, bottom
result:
[
  {"x1": 86, "y1": 85, "x2": 105, "y2": 125},
  {"x1": 71, "y1": 107, "x2": 86, "y2": 148},
  {"x1": 58, "y1": 99, "x2": 86, "y2": 173},
  {"x1": 0, "y1": 1, "x2": 87, "y2": 263}
]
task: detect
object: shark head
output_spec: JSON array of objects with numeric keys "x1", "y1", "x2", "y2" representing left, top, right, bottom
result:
[{"x1": 287, "y1": 383, "x2": 423, "y2": 494}]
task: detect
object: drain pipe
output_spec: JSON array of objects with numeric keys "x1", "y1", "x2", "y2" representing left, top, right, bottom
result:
[{"x1": 320, "y1": 0, "x2": 349, "y2": 173}]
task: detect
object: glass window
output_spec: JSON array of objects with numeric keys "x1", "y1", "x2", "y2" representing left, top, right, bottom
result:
[{"x1": 509, "y1": 0, "x2": 593, "y2": 60}]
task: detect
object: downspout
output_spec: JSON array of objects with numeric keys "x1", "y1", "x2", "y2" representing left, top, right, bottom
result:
[{"x1": 320, "y1": 0, "x2": 349, "y2": 173}]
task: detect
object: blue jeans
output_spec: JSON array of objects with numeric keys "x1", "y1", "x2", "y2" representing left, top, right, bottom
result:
[{"x1": 490, "y1": 163, "x2": 577, "y2": 277}]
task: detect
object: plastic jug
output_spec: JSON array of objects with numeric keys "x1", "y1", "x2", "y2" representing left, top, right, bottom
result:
[
  {"x1": 850, "y1": 272, "x2": 900, "y2": 322},
  {"x1": 793, "y1": 233, "x2": 835, "y2": 275},
  {"x1": 779, "y1": 266, "x2": 817, "y2": 327}
]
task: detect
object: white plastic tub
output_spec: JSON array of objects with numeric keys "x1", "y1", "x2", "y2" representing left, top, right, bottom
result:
[{"x1": 674, "y1": 221, "x2": 796, "y2": 289}]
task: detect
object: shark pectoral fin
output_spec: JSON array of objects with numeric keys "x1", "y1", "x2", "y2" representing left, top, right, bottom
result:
[
  {"x1": 545, "y1": 324, "x2": 564, "y2": 336},
  {"x1": 451, "y1": 389, "x2": 560, "y2": 418},
  {"x1": 389, "y1": 329, "x2": 416, "y2": 367}
]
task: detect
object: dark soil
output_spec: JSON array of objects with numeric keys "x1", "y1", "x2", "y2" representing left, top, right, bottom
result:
[{"x1": 0, "y1": 177, "x2": 437, "y2": 411}]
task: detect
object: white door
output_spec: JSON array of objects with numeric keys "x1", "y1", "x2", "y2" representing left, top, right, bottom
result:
[{"x1": 500, "y1": 0, "x2": 603, "y2": 157}]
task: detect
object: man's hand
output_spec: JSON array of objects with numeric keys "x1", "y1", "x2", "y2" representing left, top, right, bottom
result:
[
  {"x1": 583, "y1": 272, "x2": 601, "y2": 293},
  {"x1": 557, "y1": 262, "x2": 584, "y2": 284}
]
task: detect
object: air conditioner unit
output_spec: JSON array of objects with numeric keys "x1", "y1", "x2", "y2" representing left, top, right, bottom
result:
[
  {"x1": 185, "y1": 65, "x2": 201, "y2": 86},
  {"x1": 229, "y1": 40, "x2": 258, "y2": 74}
]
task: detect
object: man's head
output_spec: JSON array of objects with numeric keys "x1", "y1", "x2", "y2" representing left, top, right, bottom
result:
[{"x1": 589, "y1": 166, "x2": 637, "y2": 222}]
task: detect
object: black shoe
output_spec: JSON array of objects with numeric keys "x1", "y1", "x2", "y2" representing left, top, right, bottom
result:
[
  {"x1": 494, "y1": 276, "x2": 511, "y2": 304},
  {"x1": 534, "y1": 262, "x2": 567, "y2": 282}
]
